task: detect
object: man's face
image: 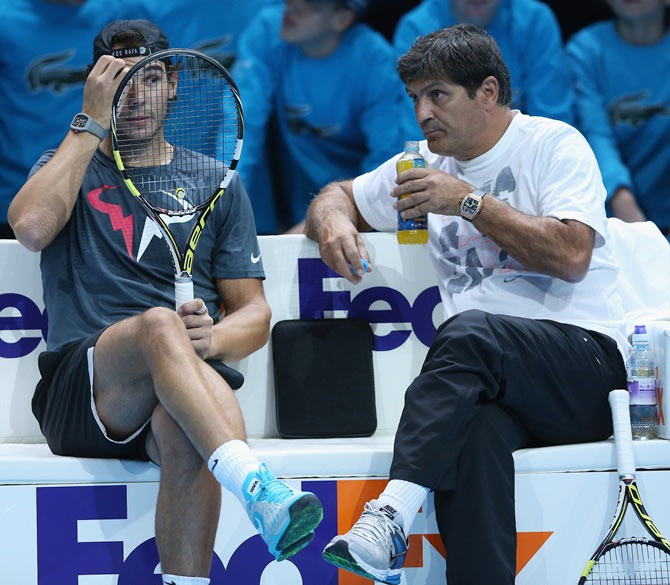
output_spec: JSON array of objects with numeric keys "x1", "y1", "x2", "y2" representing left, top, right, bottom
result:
[
  {"x1": 449, "y1": 0, "x2": 500, "y2": 27},
  {"x1": 606, "y1": 0, "x2": 669, "y2": 20},
  {"x1": 406, "y1": 77, "x2": 487, "y2": 160},
  {"x1": 280, "y1": 0, "x2": 342, "y2": 44},
  {"x1": 115, "y1": 56, "x2": 177, "y2": 148}
]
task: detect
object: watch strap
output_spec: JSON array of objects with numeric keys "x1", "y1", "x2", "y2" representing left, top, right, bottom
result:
[{"x1": 70, "y1": 113, "x2": 106, "y2": 141}]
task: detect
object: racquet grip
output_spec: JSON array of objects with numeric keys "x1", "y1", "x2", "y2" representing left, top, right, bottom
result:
[
  {"x1": 175, "y1": 276, "x2": 194, "y2": 310},
  {"x1": 608, "y1": 389, "x2": 636, "y2": 478}
]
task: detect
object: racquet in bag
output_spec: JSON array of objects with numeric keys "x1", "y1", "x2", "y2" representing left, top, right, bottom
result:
[
  {"x1": 578, "y1": 389, "x2": 670, "y2": 584},
  {"x1": 110, "y1": 48, "x2": 243, "y2": 309}
]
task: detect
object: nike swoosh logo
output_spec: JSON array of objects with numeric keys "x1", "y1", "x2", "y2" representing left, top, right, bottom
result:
[{"x1": 251, "y1": 253, "x2": 261, "y2": 264}]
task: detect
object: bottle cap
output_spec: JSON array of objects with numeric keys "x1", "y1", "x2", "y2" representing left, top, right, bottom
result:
[
  {"x1": 404, "y1": 140, "x2": 420, "y2": 151},
  {"x1": 634, "y1": 324, "x2": 647, "y2": 334}
]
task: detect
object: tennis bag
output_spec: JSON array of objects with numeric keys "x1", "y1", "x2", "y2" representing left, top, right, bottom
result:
[{"x1": 271, "y1": 318, "x2": 377, "y2": 438}]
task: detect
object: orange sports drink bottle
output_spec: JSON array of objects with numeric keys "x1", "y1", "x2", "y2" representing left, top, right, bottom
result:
[{"x1": 396, "y1": 140, "x2": 429, "y2": 245}]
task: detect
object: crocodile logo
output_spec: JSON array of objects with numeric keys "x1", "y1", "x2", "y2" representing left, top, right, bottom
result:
[{"x1": 26, "y1": 50, "x2": 88, "y2": 94}]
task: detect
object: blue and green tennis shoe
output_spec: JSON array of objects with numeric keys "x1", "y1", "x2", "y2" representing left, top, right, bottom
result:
[{"x1": 242, "y1": 463, "x2": 324, "y2": 561}]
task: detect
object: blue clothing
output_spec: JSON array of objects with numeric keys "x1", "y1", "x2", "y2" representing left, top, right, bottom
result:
[
  {"x1": 567, "y1": 21, "x2": 670, "y2": 230},
  {"x1": 233, "y1": 5, "x2": 406, "y2": 233},
  {"x1": 127, "y1": 0, "x2": 281, "y2": 68},
  {"x1": 392, "y1": 0, "x2": 574, "y2": 138},
  {"x1": 0, "y1": 0, "x2": 138, "y2": 224},
  {"x1": 30, "y1": 149, "x2": 263, "y2": 351}
]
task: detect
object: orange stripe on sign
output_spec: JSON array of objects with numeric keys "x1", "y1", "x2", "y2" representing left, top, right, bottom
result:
[{"x1": 516, "y1": 531, "x2": 553, "y2": 575}]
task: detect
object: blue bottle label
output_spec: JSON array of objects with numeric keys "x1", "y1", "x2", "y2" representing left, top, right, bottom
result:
[
  {"x1": 398, "y1": 158, "x2": 427, "y2": 231},
  {"x1": 628, "y1": 377, "x2": 657, "y2": 405}
]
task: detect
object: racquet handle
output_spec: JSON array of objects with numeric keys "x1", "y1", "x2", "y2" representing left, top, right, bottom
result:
[
  {"x1": 175, "y1": 275, "x2": 194, "y2": 310},
  {"x1": 609, "y1": 389, "x2": 636, "y2": 479}
]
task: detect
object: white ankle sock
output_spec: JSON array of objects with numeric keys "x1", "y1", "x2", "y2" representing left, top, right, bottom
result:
[
  {"x1": 162, "y1": 575, "x2": 210, "y2": 585},
  {"x1": 377, "y1": 479, "x2": 429, "y2": 531},
  {"x1": 207, "y1": 439, "x2": 259, "y2": 506}
]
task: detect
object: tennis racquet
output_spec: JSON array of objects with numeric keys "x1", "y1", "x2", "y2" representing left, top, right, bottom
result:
[
  {"x1": 578, "y1": 389, "x2": 670, "y2": 584},
  {"x1": 110, "y1": 48, "x2": 243, "y2": 309}
]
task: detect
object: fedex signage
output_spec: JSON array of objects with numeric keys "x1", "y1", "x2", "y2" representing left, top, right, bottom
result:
[
  {"x1": 1, "y1": 257, "x2": 442, "y2": 359},
  {"x1": 36, "y1": 482, "x2": 340, "y2": 585},
  {"x1": 298, "y1": 258, "x2": 441, "y2": 350},
  {"x1": 0, "y1": 293, "x2": 47, "y2": 358}
]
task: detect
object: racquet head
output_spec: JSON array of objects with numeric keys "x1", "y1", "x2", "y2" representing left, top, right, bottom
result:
[
  {"x1": 582, "y1": 538, "x2": 670, "y2": 584},
  {"x1": 109, "y1": 48, "x2": 244, "y2": 307},
  {"x1": 111, "y1": 48, "x2": 243, "y2": 214}
]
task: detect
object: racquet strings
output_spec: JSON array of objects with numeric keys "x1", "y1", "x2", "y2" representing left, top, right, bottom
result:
[
  {"x1": 114, "y1": 53, "x2": 239, "y2": 214},
  {"x1": 586, "y1": 540, "x2": 670, "y2": 584}
]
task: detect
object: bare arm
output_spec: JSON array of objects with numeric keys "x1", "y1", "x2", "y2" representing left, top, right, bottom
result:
[
  {"x1": 8, "y1": 56, "x2": 129, "y2": 252},
  {"x1": 394, "y1": 167, "x2": 595, "y2": 282},
  {"x1": 610, "y1": 187, "x2": 646, "y2": 223},
  {"x1": 304, "y1": 180, "x2": 373, "y2": 284}
]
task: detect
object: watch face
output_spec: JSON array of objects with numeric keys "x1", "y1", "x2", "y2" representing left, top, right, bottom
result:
[
  {"x1": 462, "y1": 195, "x2": 480, "y2": 216},
  {"x1": 71, "y1": 114, "x2": 88, "y2": 129}
]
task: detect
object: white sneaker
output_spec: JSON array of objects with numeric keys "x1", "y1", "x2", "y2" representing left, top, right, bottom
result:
[{"x1": 322, "y1": 499, "x2": 408, "y2": 585}]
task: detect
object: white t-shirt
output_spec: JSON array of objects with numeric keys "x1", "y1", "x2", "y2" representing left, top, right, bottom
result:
[{"x1": 353, "y1": 112, "x2": 628, "y2": 357}]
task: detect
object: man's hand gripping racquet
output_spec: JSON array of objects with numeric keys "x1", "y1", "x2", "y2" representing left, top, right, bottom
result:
[
  {"x1": 110, "y1": 48, "x2": 243, "y2": 309},
  {"x1": 578, "y1": 389, "x2": 670, "y2": 584}
]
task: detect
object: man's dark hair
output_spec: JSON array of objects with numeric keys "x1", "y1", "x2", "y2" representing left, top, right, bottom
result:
[{"x1": 397, "y1": 24, "x2": 512, "y2": 105}]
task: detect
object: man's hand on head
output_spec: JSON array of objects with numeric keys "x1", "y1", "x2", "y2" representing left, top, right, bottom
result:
[{"x1": 81, "y1": 55, "x2": 130, "y2": 131}]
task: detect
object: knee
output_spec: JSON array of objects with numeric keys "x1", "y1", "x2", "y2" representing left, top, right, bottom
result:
[
  {"x1": 137, "y1": 307, "x2": 186, "y2": 347},
  {"x1": 436, "y1": 309, "x2": 491, "y2": 341},
  {"x1": 150, "y1": 403, "x2": 200, "y2": 470}
]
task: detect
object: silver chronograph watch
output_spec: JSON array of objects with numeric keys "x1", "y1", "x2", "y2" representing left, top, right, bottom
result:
[
  {"x1": 70, "y1": 113, "x2": 106, "y2": 141},
  {"x1": 460, "y1": 188, "x2": 488, "y2": 222}
]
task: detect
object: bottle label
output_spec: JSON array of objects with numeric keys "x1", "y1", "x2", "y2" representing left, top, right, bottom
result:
[
  {"x1": 628, "y1": 377, "x2": 657, "y2": 405},
  {"x1": 397, "y1": 157, "x2": 427, "y2": 233}
]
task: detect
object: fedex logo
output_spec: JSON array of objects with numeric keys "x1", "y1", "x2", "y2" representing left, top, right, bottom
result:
[
  {"x1": 36, "y1": 483, "x2": 340, "y2": 585},
  {"x1": 35, "y1": 481, "x2": 550, "y2": 584},
  {"x1": 298, "y1": 258, "x2": 441, "y2": 350},
  {"x1": 0, "y1": 293, "x2": 47, "y2": 358}
]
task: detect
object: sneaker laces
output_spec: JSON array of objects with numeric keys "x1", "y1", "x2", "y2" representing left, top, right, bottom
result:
[
  {"x1": 348, "y1": 502, "x2": 402, "y2": 548},
  {"x1": 255, "y1": 463, "x2": 295, "y2": 504}
]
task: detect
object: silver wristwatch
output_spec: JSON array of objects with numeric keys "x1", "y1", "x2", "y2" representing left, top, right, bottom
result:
[
  {"x1": 460, "y1": 189, "x2": 488, "y2": 222},
  {"x1": 70, "y1": 113, "x2": 106, "y2": 141}
]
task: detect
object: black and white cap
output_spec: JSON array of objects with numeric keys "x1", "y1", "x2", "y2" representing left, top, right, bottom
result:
[{"x1": 92, "y1": 19, "x2": 169, "y2": 65}]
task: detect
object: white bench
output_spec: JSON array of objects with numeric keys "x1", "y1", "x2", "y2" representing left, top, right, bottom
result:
[{"x1": 1, "y1": 228, "x2": 669, "y2": 584}]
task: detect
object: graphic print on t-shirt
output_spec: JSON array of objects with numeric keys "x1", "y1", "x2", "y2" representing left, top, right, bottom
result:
[
  {"x1": 86, "y1": 185, "x2": 135, "y2": 259},
  {"x1": 436, "y1": 165, "x2": 548, "y2": 302}
]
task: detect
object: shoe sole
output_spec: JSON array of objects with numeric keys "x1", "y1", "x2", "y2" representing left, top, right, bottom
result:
[
  {"x1": 322, "y1": 539, "x2": 401, "y2": 585},
  {"x1": 276, "y1": 493, "x2": 324, "y2": 561}
]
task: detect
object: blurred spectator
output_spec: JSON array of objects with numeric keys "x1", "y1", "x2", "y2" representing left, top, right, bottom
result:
[
  {"x1": 393, "y1": 0, "x2": 574, "y2": 139},
  {"x1": 128, "y1": 0, "x2": 281, "y2": 68},
  {"x1": 0, "y1": 0, "x2": 137, "y2": 239},
  {"x1": 233, "y1": 0, "x2": 405, "y2": 234},
  {"x1": 567, "y1": 0, "x2": 670, "y2": 233}
]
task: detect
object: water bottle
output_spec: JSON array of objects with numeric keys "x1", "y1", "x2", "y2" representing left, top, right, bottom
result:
[
  {"x1": 627, "y1": 324, "x2": 657, "y2": 440},
  {"x1": 396, "y1": 141, "x2": 429, "y2": 245}
]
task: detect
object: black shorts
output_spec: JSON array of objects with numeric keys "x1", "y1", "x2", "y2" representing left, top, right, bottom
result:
[
  {"x1": 32, "y1": 329, "x2": 151, "y2": 461},
  {"x1": 31, "y1": 329, "x2": 245, "y2": 462}
]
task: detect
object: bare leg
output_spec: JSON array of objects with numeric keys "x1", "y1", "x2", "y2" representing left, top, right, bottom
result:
[
  {"x1": 147, "y1": 404, "x2": 221, "y2": 577},
  {"x1": 92, "y1": 307, "x2": 245, "y2": 458},
  {"x1": 90, "y1": 308, "x2": 245, "y2": 577}
]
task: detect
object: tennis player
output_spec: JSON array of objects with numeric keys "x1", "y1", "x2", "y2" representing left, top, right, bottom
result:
[
  {"x1": 9, "y1": 19, "x2": 322, "y2": 585},
  {"x1": 305, "y1": 24, "x2": 628, "y2": 585}
]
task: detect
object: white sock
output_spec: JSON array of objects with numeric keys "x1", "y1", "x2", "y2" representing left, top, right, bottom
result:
[
  {"x1": 377, "y1": 479, "x2": 429, "y2": 531},
  {"x1": 162, "y1": 575, "x2": 210, "y2": 585},
  {"x1": 207, "y1": 439, "x2": 260, "y2": 507}
]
